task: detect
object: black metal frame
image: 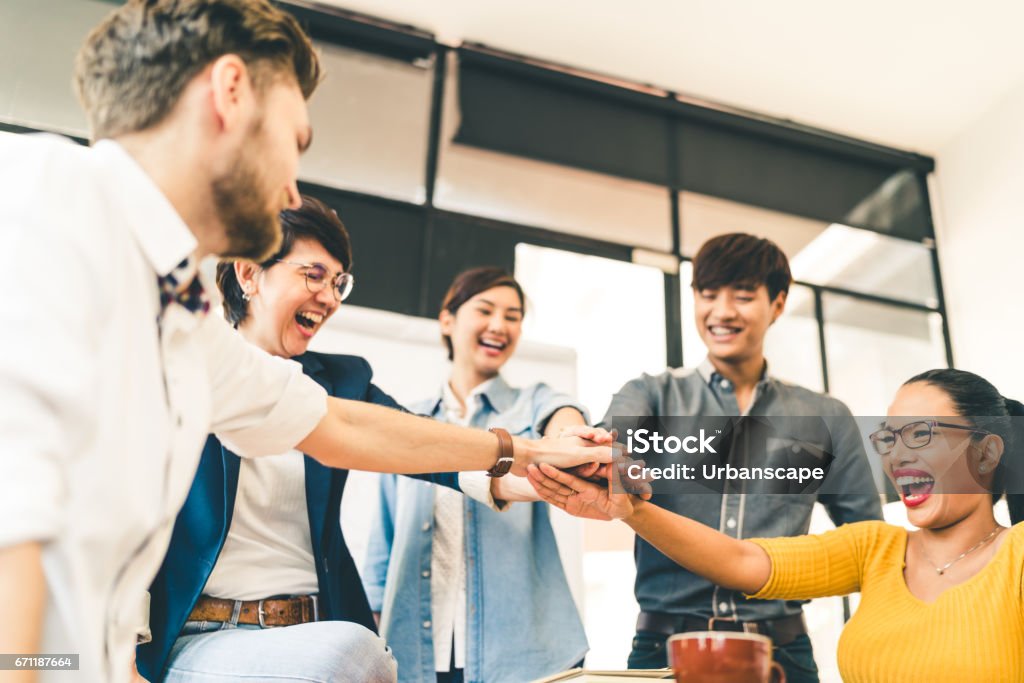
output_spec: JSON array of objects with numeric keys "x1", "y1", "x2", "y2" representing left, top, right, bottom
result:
[
  {"x1": 280, "y1": 1, "x2": 434, "y2": 63},
  {"x1": 417, "y1": 44, "x2": 448, "y2": 315},
  {"x1": 814, "y1": 289, "x2": 831, "y2": 393},
  {"x1": 0, "y1": 0, "x2": 954, "y2": 384}
]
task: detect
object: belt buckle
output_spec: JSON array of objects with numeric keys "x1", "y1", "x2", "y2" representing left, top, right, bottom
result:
[
  {"x1": 309, "y1": 594, "x2": 319, "y2": 622},
  {"x1": 707, "y1": 617, "x2": 758, "y2": 634},
  {"x1": 707, "y1": 616, "x2": 734, "y2": 631},
  {"x1": 257, "y1": 599, "x2": 268, "y2": 628}
]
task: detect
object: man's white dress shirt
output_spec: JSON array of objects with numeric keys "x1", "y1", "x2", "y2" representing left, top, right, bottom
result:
[{"x1": 0, "y1": 135, "x2": 327, "y2": 683}]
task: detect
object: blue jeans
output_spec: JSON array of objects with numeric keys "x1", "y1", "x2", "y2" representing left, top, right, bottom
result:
[
  {"x1": 628, "y1": 631, "x2": 819, "y2": 683},
  {"x1": 165, "y1": 620, "x2": 397, "y2": 682}
]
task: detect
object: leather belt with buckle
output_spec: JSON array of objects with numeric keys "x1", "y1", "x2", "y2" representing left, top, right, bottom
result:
[
  {"x1": 636, "y1": 611, "x2": 806, "y2": 647},
  {"x1": 189, "y1": 595, "x2": 319, "y2": 628}
]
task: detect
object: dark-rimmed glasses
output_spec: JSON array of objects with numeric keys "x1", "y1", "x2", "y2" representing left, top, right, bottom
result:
[
  {"x1": 276, "y1": 260, "x2": 354, "y2": 302},
  {"x1": 869, "y1": 420, "x2": 990, "y2": 456}
]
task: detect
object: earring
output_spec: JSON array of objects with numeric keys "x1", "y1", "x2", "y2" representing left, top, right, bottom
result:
[
  {"x1": 242, "y1": 291, "x2": 252, "y2": 302},
  {"x1": 979, "y1": 463, "x2": 991, "y2": 474}
]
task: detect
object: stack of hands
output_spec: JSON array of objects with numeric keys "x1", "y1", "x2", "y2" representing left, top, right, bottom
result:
[{"x1": 527, "y1": 426, "x2": 653, "y2": 520}]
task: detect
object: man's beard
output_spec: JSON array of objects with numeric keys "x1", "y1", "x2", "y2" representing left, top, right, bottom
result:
[{"x1": 212, "y1": 130, "x2": 282, "y2": 261}]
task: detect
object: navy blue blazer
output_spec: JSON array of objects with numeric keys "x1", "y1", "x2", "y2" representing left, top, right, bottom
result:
[{"x1": 137, "y1": 352, "x2": 460, "y2": 682}]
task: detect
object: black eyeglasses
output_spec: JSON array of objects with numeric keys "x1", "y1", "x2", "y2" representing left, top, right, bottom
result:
[
  {"x1": 869, "y1": 420, "x2": 989, "y2": 456},
  {"x1": 275, "y1": 260, "x2": 354, "y2": 302}
]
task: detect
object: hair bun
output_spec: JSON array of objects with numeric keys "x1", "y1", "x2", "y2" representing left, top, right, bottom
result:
[{"x1": 1003, "y1": 396, "x2": 1024, "y2": 417}]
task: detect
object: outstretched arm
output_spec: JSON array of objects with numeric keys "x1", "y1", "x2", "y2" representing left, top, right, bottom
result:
[
  {"x1": 489, "y1": 408, "x2": 604, "y2": 503},
  {"x1": 527, "y1": 464, "x2": 772, "y2": 594},
  {"x1": 298, "y1": 398, "x2": 614, "y2": 475}
]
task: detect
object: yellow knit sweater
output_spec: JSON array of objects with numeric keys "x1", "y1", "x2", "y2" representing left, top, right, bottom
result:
[{"x1": 749, "y1": 521, "x2": 1024, "y2": 683}]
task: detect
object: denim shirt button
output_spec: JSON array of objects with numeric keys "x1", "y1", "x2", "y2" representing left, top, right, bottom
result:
[
  {"x1": 421, "y1": 522, "x2": 431, "y2": 532},
  {"x1": 726, "y1": 518, "x2": 737, "y2": 529},
  {"x1": 718, "y1": 602, "x2": 729, "y2": 613},
  {"x1": 422, "y1": 620, "x2": 432, "y2": 629},
  {"x1": 421, "y1": 570, "x2": 430, "y2": 578}
]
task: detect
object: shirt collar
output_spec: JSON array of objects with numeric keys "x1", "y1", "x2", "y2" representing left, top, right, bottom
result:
[
  {"x1": 434, "y1": 375, "x2": 515, "y2": 417},
  {"x1": 478, "y1": 375, "x2": 515, "y2": 413},
  {"x1": 296, "y1": 351, "x2": 325, "y2": 377},
  {"x1": 93, "y1": 139, "x2": 198, "y2": 278},
  {"x1": 697, "y1": 357, "x2": 771, "y2": 386}
]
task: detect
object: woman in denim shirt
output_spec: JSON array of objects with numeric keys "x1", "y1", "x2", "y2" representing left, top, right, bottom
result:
[{"x1": 363, "y1": 267, "x2": 590, "y2": 683}]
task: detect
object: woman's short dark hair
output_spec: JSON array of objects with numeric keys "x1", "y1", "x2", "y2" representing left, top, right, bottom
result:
[
  {"x1": 904, "y1": 368, "x2": 1024, "y2": 503},
  {"x1": 217, "y1": 195, "x2": 352, "y2": 327},
  {"x1": 692, "y1": 233, "x2": 792, "y2": 301},
  {"x1": 440, "y1": 267, "x2": 525, "y2": 361}
]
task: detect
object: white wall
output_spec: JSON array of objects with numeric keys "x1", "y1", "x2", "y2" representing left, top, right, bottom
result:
[{"x1": 934, "y1": 79, "x2": 1024, "y2": 398}]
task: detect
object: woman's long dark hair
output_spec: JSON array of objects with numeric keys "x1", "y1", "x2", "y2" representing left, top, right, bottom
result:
[{"x1": 905, "y1": 368, "x2": 1023, "y2": 504}]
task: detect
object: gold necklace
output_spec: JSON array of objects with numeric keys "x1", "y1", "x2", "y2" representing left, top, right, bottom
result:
[{"x1": 920, "y1": 526, "x2": 1003, "y2": 576}]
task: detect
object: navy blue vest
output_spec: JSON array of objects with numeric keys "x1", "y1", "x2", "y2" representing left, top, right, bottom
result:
[{"x1": 137, "y1": 352, "x2": 458, "y2": 682}]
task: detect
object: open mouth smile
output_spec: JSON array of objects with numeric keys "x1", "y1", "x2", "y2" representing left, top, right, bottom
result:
[
  {"x1": 479, "y1": 337, "x2": 508, "y2": 355},
  {"x1": 894, "y1": 469, "x2": 935, "y2": 507},
  {"x1": 708, "y1": 325, "x2": 742, "y2": 339},
  {"x1": 295, "y1": 310, "x2": 325, "y2": 337}
]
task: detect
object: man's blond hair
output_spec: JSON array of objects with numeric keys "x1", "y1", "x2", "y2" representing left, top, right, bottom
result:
[{"x1": 74, "y1": 0, "x2": 321, "y2": 140}]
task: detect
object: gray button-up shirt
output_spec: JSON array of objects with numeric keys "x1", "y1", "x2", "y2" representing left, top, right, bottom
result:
[{"x1": 599, "y1": 360, "x2": 882, "y2": 623}]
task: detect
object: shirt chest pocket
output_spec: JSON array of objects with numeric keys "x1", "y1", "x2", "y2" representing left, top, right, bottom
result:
[
  {"x1": 486, "y1": 415, "x2": 536, "y2": 440},
  {"x1": 764, "y1": 436, "x2": 832, "y2": 469},
  {"x1": 745, "y1": 436, "x2": 832, "y2": 495},
  {"x1": 477, "y1": 409, "x2": 540, "y2": 440}
]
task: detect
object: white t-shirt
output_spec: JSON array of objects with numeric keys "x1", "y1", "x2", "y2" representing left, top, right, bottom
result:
[{"x1": 203, "y1": 451, "x2": 319, "y2": 600}]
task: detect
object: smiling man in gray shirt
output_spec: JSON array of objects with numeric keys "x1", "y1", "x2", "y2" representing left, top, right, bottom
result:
[{"x1": 599, "y1": 233, "x2": 881, "y2": 683}]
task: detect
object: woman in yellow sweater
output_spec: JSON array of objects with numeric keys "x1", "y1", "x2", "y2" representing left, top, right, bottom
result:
[{"x1": 527, "y1": 368, "x2": 1024, "y2": 683}]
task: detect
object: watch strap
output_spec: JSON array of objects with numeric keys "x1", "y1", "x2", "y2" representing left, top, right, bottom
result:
[{"x1": 487, "y1": 427, "x2": 514, "y2": 478}]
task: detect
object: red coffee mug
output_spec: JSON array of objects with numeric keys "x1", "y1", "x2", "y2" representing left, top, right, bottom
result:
[{"x1": 668, "y1": 631, "x2": 785, "y2": 683}]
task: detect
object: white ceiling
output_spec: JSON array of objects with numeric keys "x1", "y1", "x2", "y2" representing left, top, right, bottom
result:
[{"x1": 320, "y1": 0, "x2": 1024, "y2": 155}]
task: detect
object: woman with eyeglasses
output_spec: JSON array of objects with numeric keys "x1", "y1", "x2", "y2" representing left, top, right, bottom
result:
[
  {"x1": 136, "y1": 196, "x2": 468, "y2": 683},
  {"x1": 528, "y1": 368, "x2": 1024, "y2": 683}
]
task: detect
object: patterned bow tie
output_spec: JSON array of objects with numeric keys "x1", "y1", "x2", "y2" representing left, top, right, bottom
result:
[{"x1": 157, "y1": 257, "x2": 210, "y2": 318}]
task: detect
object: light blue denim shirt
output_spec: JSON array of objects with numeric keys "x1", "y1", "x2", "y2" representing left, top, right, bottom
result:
[{"x1": 363, "y1": 376, "x2": 589, "y2": 683}]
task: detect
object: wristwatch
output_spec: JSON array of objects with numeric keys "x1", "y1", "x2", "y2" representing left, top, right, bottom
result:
[{"x1": 487, "y1": 427, "x2": 514, "y2": 477}]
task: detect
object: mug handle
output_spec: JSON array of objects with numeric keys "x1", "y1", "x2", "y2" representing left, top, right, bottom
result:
[{"x1": 769, "y1": 661, "x2": 786, "y2": 683}]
